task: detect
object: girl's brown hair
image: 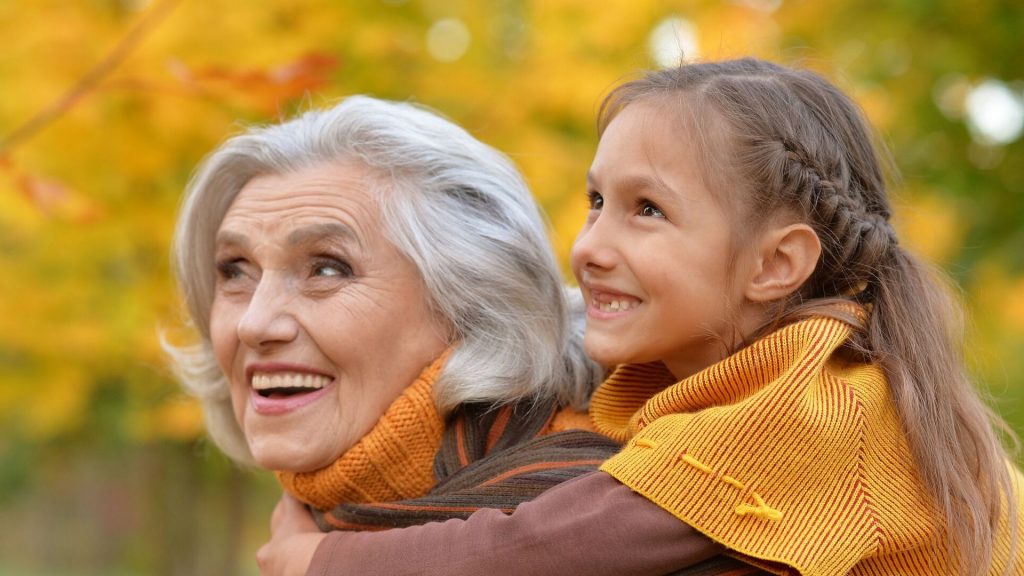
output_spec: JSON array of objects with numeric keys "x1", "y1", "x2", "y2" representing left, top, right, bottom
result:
[{"x1": 599, "y1": 57, "x2": 1015, "y2": 575}]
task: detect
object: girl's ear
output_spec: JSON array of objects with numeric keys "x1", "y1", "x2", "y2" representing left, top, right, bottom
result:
[{"x1": 744, "y1": 223, "x2": 821, "y2": 303}]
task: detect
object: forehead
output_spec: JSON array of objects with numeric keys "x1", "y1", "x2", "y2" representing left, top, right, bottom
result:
[
  {"x1": 601, "y1": 100, "x2": 704, "y2": 162},
  {"x1": 597, "y1": 98, "x2": 738, "y2": 207},
  {"x1": 218, "y1": 162, "x2": 386, "y2": 238},
  {"x1": 592, "y1": 101, "x2": 707, "y2": 185}
]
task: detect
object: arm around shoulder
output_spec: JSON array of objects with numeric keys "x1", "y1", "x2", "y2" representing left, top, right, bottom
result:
[{"x1": 307, "y1": 471, "x2": 721, "y2": 576}]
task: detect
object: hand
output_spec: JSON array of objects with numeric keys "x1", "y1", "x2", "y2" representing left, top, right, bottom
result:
[{"x1": 256, "y1": 493, "x2": 327, "y2": 576}]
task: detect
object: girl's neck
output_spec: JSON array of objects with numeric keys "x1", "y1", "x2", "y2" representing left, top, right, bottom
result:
[
  {"x1": 662, "y1": 303, "x2": 769, "y2": 381},
  {"x1": 663, "y1": 350, "x2": 726, "y2": 382}
]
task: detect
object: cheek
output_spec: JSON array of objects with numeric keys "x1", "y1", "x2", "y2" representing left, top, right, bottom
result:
[
  {"x1": 208, "y1": 300, "x2": 239, "y2": 374},
  {"x1": 208, "y1": 301, "x2": 249, "y2": 427}
]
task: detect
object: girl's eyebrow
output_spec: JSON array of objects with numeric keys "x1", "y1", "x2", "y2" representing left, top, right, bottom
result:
[{"x1": 590, "y1": 170, "x2": 679, "y2": 201}]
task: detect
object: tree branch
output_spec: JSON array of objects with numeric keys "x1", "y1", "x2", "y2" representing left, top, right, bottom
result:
[{"x1": 0, "y1": 0, "x2": 182, "y2": 153}]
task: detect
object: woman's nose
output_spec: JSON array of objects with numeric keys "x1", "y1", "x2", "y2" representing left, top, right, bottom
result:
[{"x1": 236, "y1": 274, "x2": 299, "y2": 350}]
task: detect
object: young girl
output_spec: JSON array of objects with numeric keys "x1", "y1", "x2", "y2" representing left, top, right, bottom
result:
[
  {"x1": 571, "y1": 57, "x2": 1023, "y2": 575},
  {"x1": 262, "y1": 58, "x2": 1024, "y2": 576}
]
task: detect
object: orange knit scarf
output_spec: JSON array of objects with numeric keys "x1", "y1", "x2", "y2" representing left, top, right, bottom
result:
[{"x1": 275, "y1": 355, "x2": 447, "y2": 510}]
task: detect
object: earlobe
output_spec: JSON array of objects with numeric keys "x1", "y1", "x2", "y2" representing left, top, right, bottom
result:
[{"x1": 744, "y1": 224, "x2": 822, "y2": 303}]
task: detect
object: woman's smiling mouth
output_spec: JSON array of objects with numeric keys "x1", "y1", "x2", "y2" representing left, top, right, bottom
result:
[
  {"x1": 247, "y1": 367, "x2": 335, "y2": 415},
  {"x1": 251, "y1": 372, "x2": 332, "y2": 397}
]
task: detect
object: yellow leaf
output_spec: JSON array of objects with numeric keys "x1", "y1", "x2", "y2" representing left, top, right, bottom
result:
[
  {"x1": 132, "y1": 396, "x2": 204, "y2": 442},
  {"x1": 894, "y1": 192, "x2": 966, "y2": 265}
]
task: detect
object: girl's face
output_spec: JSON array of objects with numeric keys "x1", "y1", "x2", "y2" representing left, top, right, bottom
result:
[{"x1": 571, "y1": 101, "x2": 759, "y2": 379}]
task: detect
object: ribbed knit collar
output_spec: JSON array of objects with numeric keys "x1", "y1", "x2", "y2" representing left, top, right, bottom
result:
[
  {"x1": 275, "y1": 353, "x2": 449, "y2": 510},
  {"x1": 589, "y1": 362, "x2": 676, "y2": 443},
  {"x1": 590, "y1": 315, "x2": 853, "y2": 442}
]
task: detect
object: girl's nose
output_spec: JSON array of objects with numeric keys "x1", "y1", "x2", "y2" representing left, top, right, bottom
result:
[
  {"x1": 570, "y1": 215, "x2": 617, "y2": 272},
  {"x1": 236, "y1": 274, "x2": 299, "y2": 350}
]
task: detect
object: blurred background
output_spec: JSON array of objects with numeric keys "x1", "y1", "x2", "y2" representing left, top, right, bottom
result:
[{"x1": 0, "y1": 0, "x2": 1021, "y2": 574}]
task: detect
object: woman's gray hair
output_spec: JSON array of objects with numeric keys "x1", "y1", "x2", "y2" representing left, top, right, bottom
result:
[{"x1": 165, "y1": 96, "x2": 603, "y2": 464}]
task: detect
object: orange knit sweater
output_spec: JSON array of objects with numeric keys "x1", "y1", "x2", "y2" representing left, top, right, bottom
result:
[
  {"x1": 277, "y1": 352, "x2": 593, "y2": 510},
  {"x1": 590, "y1": 315, "x2": 1024, "y2": 575}
]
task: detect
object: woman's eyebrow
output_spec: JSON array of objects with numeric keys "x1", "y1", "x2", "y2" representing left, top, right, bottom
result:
[
  {"x1": 287, "y1": 222, "x2": 362, "y2": 248},
  {"x1": 214, "y1": 230, "x2": 249, "y2": 250}
]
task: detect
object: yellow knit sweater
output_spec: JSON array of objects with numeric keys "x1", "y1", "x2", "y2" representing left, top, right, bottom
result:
[{"x1": 590, "y1": 316, "x2": 1024, "y2": 576}]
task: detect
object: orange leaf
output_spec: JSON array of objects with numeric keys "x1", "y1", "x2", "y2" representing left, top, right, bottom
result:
[
  {"x1": 18, "y1": 173, "x2": 70, "y2": 212},
  {"x1": 3, "y1": 162, "x2": 102, "y2": 222},
  {"x1": 167, "y1": 52, "x2": 340, "y2": 114}
]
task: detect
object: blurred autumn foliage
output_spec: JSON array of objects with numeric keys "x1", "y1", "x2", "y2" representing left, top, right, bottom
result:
[{"x1": 0, "y1": 0, "x2": 1021, "y2": 574}]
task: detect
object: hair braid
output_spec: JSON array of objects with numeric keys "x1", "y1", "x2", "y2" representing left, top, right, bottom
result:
[{"x1": 777, "y1": 137, "x2": 896, "y2": 302}]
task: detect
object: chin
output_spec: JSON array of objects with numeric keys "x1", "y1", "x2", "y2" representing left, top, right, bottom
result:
[
  {"x1": 584, "y1": 341, "x2": 624, "y2": 369},
  {"x1": 248, "y1": 439, "x2": 332, "y2": 473},
  {"x1": 250, "y1": 450, "x2": 293, "y2": 472}
]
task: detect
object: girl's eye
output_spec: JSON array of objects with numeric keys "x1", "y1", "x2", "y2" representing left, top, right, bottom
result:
[
  {"x1": 311, "y1": 257, "x2": 353, "y2": 278},
  {"x1": 586, "y1": 190, "x2": 604, "y2": 210},
  {"x1": 638, "y1": 201, "x2": 665, "y2": 218}
]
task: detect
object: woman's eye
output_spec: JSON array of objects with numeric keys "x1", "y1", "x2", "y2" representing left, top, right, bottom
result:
[
  {"x1": 586, "y1": 190, "x2": 604, "y2": 210},
  {"x1": 215, "y1": 259, "x2": 247, "y2": 281},
  {"x1": 311, "y1": 257, "x2": 353, "y2": 278},
  {"x1": 638, "y1": 201, "x2": 665, "y2": 218}
]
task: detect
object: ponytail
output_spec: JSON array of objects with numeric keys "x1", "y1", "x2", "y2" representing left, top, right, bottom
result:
[{"x1": 869, "y1": 246, "x2": 1016, "y2": 574}]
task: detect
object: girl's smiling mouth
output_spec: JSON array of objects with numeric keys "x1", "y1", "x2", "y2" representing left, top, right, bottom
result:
[{"x1": 587, "y1": 288, "x2": 642, "y2": 316}]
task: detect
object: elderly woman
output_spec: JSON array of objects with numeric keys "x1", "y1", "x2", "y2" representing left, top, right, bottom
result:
[{"x1": 169, "y1": 96, "x2": 720, "y2": 575}]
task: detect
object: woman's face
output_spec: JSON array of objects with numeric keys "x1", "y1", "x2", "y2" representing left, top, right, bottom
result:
[{"x1": 209, "y1": 162, "x2": 449, "y2": 472}]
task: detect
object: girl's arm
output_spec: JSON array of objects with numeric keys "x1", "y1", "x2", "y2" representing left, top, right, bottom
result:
[
  {"x1": 256, "y1": 493, "x2": 325, "y2": 576},
  {"x1": 261, "y1": 471, "x2": 722, "y2": 576}
]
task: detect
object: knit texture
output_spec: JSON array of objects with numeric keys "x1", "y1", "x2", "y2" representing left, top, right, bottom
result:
[
  {"x1": 276, "y1": 355, "x2": 448, "y2": 509},
  {"x1": 313, "y1": 397, "x2": 769, "y2": 575},
  {"x1": 317, "y1": 400, "x2": 622, "y2": 530},
  {"x1": 278, "y1": 352, "x2": 770, "y2": 574},
  {"x1": 591, "y1": 315, "x2": 1024, "y2": 576}
]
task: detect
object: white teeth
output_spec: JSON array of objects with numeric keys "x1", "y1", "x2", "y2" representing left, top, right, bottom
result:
[
  {"x1": 596, "y1": 299, "x2": 638, "y2": 312},
  {"x1": 251, "y1": 373, "x2": 331, "y2": 390}
]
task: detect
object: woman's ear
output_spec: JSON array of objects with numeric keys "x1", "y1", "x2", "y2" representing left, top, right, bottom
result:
[{"x1": 744, "y1": 223, "x2": 821, "y2": 303}]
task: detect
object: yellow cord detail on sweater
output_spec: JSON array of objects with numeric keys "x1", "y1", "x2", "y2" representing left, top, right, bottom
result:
[{"x1": 635, "y1": 438, "x2": 781, "y2": 522}]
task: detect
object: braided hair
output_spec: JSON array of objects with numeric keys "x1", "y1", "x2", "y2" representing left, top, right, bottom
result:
[{"x1": 598, "y1": 58, "x2": 1016, "y2": 576}]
